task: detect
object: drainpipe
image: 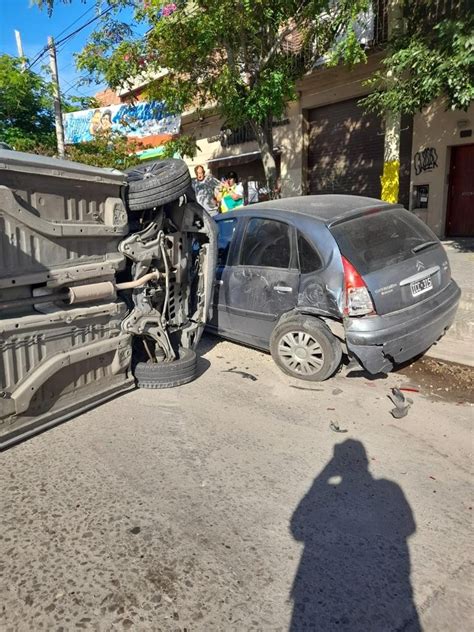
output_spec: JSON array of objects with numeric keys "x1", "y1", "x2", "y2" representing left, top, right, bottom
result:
[{"x1": 380, "y1": 0, "x2": 404, "y2": 204}]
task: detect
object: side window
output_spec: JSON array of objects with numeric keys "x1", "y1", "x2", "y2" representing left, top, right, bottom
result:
[
  {"x1": 240, "y1": 218, "x2": 291, "y2": 268},
  {"x1": 217, "y1": 219, "x2": 237, "y2": 266},
  {"x1": 298, "y1": 232, "x2": 322, "y2": 273}
]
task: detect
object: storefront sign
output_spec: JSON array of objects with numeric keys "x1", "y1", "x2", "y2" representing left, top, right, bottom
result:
[{"x1": 63, "y1": 101, "x2": 180, "y2": 144}]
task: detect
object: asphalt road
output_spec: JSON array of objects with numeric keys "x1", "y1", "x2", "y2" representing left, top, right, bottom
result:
[{"x1": 1, "y1": 336, "x2": 472, "y2": 631}]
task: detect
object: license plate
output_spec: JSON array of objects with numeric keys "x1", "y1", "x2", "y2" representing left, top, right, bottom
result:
[{"x1": 410, "y1": 276, "x2": 433, "y2": 297}]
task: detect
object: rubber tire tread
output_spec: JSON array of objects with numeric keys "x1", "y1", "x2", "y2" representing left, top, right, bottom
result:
[
  {"x1": 126, "y1": 159, "x2": 191, "y2": 211},
  {"x1": 270, "y1": 315, "x2": 342, "y2": 382},
  {"x1": 134, "y1": 347, "x2": 198, "y2": 389}
]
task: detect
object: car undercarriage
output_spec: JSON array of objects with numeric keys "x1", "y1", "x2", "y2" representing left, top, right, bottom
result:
[{"x1": 0, "y1": 150, "x2": 216, "y2": 447}]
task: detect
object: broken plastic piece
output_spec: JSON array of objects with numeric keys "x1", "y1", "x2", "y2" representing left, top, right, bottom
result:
[{"x1": 388, "y1": 387, "x2": 413, "y2": 418}]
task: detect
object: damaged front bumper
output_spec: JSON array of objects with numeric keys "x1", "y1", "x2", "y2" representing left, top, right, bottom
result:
[{"x1": 345, "y1": 280, "x2": 461, "y2": 374}]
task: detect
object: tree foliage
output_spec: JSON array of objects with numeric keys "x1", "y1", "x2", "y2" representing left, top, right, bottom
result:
[
  {"x1": 66, "y1": 131, "x2": 147, "y2": 169},
  {"x1": 0, "y1": 54, "x2": 56, "y2": 152},
  {"x1": 34, "y1": 0, "x2": 371, "y2": 188},
  {"x1": 361, "y1": 1, "x2": 474, "y2": 115},
  {"x1": 0, "y1": 53, "x2": 145, "y2": 169}
]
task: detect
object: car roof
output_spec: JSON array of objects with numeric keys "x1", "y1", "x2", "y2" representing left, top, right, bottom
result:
[{"x1": 217, "y1": 194, "x2": 402, "y2": 225}]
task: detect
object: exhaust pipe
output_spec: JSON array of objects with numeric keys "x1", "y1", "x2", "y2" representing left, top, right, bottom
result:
[
  {"x1": 68, "y1": 272, "x2": 161, "y2": 304},
  {"x1": 0, "y1": 272, "x2": 161, "y2": 310}
]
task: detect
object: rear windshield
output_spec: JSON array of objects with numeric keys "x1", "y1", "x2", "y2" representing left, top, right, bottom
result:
[{"x1": 330, "y1": 208, "x2": 438, "y2": 274}]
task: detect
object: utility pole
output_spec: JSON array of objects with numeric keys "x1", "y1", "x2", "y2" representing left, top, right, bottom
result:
[
  {"x1": 14, "y1": 30, "x2": 26, "y2": 70},
  {"x1": 48, "y1": 36, "x2": 66, "y2": 158}
]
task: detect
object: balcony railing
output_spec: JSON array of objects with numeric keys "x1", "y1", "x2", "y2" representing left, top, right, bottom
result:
[{"x1": 221, "y1": 119, "x2": 289, "y2": 148}]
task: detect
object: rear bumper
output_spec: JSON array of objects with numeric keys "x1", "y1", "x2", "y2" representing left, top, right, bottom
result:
[{"x1": 345, "y1": 280, "x2": 461, "y2": 374}]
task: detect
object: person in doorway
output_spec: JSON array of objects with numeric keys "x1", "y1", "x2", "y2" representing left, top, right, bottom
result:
[
  {"x1": 192, "y1": 165, "x2": 220, "y2": 217},
  {"x1": 216, "y1": 171, "x2": 244, "y2": 213}
]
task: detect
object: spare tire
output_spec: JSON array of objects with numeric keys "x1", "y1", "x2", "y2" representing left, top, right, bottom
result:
[
  {"x1": 126, "y1": 159, "x2": 191, "y2": 211},
  {"x1": 134, "y1": 347, "x2": 198, "y2": 389}
]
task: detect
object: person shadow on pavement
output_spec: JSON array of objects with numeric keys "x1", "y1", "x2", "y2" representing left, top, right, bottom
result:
[{"x1": 289, "y1": 439, "x2": 421, "y2": 632}]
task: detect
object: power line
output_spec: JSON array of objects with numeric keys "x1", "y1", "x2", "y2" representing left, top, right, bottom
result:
[
  {"x1": 54, "y1": 3, "x2": 96, "y2": 40},
  {"x1": 26, "y1": 4, "x2": 115, "y2": 71},
  {"x1": 62, "y1": 76, "x2": 93, "y2": 97}
]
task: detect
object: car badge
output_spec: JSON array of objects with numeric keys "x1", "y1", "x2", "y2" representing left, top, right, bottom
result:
[{"x1": 416, "y1": 260, "x2": 425, "y2": 272}]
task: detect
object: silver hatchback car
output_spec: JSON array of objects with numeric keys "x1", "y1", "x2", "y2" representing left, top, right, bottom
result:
[{"x1": 208, "y1": 195, "x2": 461, "y2": 380}]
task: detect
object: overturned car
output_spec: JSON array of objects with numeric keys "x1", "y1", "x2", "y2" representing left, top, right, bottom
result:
[{"x1": 0, "y1": 151, "x2": 216, "y2": 447}]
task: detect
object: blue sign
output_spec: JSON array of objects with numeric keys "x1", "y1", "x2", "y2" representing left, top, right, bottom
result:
[{"x1": 64, "y1": 101, "x2": 181, "y2": 144}]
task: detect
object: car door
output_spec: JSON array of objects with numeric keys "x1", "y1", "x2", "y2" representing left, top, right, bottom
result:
[
  {"x1": 224, "y1": 216, "x2": 300, "y2": 348},
  {"x1": 208, "y1": 215, "x2": 239, "y2": 333}
]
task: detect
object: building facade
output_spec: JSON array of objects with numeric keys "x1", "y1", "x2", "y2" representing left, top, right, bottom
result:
[
  {"x1": 182, "y1": 47, "x2": 473, "y2": 238},
  {"x1": 179, "y1": 0, "x2": 473, "y2": 238},
  {"x1": 98, "y1": 1, "x2": 473, "y2": 238}
]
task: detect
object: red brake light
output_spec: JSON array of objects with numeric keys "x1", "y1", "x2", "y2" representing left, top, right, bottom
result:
[
  {"x1": 342, "y1": 256, "x2": 376, "y2": 316},
  {"x1": 342, "y1": 256, "x2": 366, "y2": 289}
]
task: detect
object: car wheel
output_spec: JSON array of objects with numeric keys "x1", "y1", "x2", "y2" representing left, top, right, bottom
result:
[
  {"x1": 270, "y1": 316, "x2": 342, "y2": 381},
  {"x1": 134, "y1": 347, "x2": 198, "y2": 389},
  {"x1": 126, "y1": 159, "x2": 191, "y2": 211}
]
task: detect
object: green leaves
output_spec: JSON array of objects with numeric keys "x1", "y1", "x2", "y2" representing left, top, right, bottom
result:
[
  {"x1": 360, "y1": 11, "x2": 474, "y2": 115},
  {"x1": 34, "y1": 0, "x2": 392, "y2": 184},
  {"x1": 66, "y1": 131, "x2": 144, "y2": 169},
  {"x1": 160, "y1": 134, "x2": 199, "y2": 159},
  {"x1": 0, "y1": 55, "x2": 56, "y2": 151}
]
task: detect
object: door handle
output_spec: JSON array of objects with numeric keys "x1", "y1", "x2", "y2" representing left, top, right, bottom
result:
[
  {"x1": 215, "y1": 279, "x2": 224, "y2": 286},
  {"x1": 274, "y1": 285, "x2": 293, "y2": 293}
]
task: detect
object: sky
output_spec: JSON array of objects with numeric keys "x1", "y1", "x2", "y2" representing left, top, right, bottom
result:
[{"x1": 0, "y1": 0, "x2": 138, "y2": 98}]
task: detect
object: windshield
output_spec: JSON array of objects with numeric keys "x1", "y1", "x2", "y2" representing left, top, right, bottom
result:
[{"x1": 330, "y1": 208, "x2": 439, "y2": 274}]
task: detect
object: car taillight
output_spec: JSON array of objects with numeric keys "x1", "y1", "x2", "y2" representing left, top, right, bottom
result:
[{"x1": 342, "y1": 256, "x2": 376, "y2": 316}]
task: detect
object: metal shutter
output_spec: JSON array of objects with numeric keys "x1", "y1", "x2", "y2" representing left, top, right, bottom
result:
[{"x1": 307, "y1": 98, "x2": 384, "y2": 199}]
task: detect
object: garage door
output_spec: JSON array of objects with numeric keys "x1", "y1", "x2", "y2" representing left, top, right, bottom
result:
[
  {"x1": 308, "y1": 98, "x2": 384, "y2": 199},
  {"x1": 307, "y1": 98, "x2": 412, "y2": 206}
]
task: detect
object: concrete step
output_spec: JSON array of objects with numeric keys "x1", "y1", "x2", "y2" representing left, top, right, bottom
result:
[
  {"x1": 458, "y1": 291, "x2": 474, "y2": 310},
  {"x1": 449, "y1": 306, "x2": 474, "y2": 338},
  {"x1": 426, "y1": 335, "x2": 474, "y2": 367},
  {"x1": 425, "y1": 302, "x2": 474, "y2": 367},
  {"x1": 434, "y1": 242, "x2": 474, "y2": 366}
]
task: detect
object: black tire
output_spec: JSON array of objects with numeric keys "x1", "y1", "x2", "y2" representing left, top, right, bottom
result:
[
  {"x1": 270, "y1": 315, "x2": 342, "y2": 381},
  {"x1": 134, "y1": 347, "x2": 198, "y2": 389},
  {"x1": 126, "y1": 159, "x2": 191, "y2": 211}
]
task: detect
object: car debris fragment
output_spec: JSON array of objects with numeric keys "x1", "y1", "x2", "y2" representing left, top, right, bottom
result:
[{"x1": 388, "y1": 387, "x2": 413, "y2": 418}]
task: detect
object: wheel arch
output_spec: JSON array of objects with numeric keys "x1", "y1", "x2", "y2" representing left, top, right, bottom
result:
[{"x1": 276, "y1": 308, "x2": 346, "y2": 350}]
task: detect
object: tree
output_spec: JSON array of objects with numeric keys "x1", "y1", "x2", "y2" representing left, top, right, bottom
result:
[
  {"x1": 361, "y1": 0, "x2": 473, "y2": 115},
  {"x1": 66, "y1": 131, "x2": 147, "y2": 169},
  {"x1": 0, "y1": 53, "x2": 143, "y2": 168},
  {"x1": 35, "y1": 0, "x2": 371, "y2": 191},
  {"x1": 0, "y1": 54, "x2": 56, "y2": 152}
]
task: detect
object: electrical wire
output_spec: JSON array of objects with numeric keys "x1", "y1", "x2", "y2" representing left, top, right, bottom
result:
[
  {"x1": 26, "y1": 3, "x2": 116, "y2": 71},
  {"x1": 54, "y1": 3, "x2": 96, "y2": 40},
  {"x1": 62, "y1": 76, "x2": 91, "y2": 97}
]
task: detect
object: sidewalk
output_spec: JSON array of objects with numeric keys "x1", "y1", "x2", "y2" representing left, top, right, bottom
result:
[{"x1": 425, "y1": 239, "x2": 474, "y2": 367}]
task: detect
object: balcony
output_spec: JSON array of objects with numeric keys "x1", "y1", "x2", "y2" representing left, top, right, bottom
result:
[{"x1": 220, "y1": 119, "x2": 289, "y2": 148}]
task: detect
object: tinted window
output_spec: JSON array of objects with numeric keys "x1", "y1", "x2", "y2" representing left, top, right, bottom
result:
[
  {"x1": 330, "y1": 208, "x2": 438, "y2": 274},
  {"x1": 298, "y1": 233, "x2": 322, "y2": 273},
  {"x1": 217, "y1": 218, "x2": 237, "y2": 266},
  {"x1": 240, "y1": 218, "x2": 291, "y2": 268}
]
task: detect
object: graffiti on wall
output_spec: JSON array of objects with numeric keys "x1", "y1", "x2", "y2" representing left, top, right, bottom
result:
[
  {"x1": 63, "y1": 101, "x2": 181, "y2": 144},
  {"x1": 413, "y1": 147, "x2": 438, "y2": 176}
]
